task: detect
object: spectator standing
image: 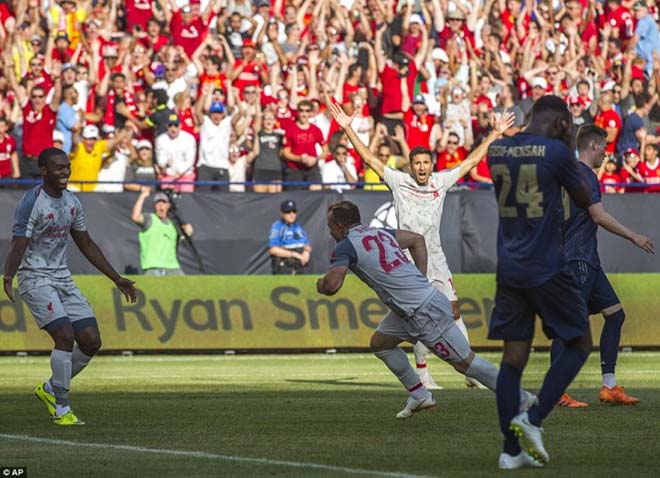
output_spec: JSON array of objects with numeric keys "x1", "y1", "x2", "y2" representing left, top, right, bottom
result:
[
  {"x1": 155, "y1": 113, "x2": 197, "y2": 193},
  {"x1": 598, "y1": 157, "x2": 623, "y2": 194},
  {"x1": 641, "y1": 143, "x2": 660, "y2": 192},
  {"x1": 632, "y1": 1, "x2": 660, "y2": 76},
  {"x1": 251, "y1": 110, "x2": 284, "y2": 193},
  {"x1": 55, "y1": 85, "x2": 81, "y2": 154},
  {"x1": 282, "y1": 99, "x2": 327, "y2": 190},
  {"x1": 594, "y1": 86, "x2": 623, "y2": 157},
  {"x1": 405, "y1": 95, "x2": 439, "y2": 150},
  {"x1": 569, "y1": 96, "x2": 593, "y2": 143},
  {"x1": 131, "y1": 187, "x2": 193, "y2": 275},
  {"x1": 322, "y1": 144, "x2": 357, "y2": 193},
  {"x1": 617, "y1": 93, "x2": 659, "y2": 155},
  {"x1": 620, "y1": 148, "x2": 647, "y2": 192},
  {"x1": 69, "y1": 125, "x2": 124, "y2": 192},
  {"x1": 96, "y1": 128, "x2": 133, "y2": 193},
  {"x1": 124, "y1": 140, "x2": 158, "y2": 192},
  {"x1": 0, "y1": 117, "x2": 20, "y2": 180},
  {"x1": 268, "y1": 200, "x2": 311, "y2": 275}
]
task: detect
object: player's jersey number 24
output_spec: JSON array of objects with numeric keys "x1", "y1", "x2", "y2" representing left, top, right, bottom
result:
[{"x1": 491, "y1": 163, "x2": 544, "y2": 218}]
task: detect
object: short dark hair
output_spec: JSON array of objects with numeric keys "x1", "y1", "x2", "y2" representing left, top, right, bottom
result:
[
  {"x1": 576, "y1": 124, "x2": 607, "y2": 152},
  {"x1": 409, "y1": 146, "x2": 433, "y2": 162},
  {"x1": 298, "y1": 99, "x2": 313, "y2": 110},
  {"x1": 634, "y1": 92, "x2": 650, "y2": 110},
  {"x1": 38, "y1": 147, "x2": 67, "y2": 168},
  {"x1": 110, "y1": 72, "x2": 125, "y2": 82},
  {"x1": 153, "y1": 89, "x2": 169, "y2": 105},
  {"x1": 328, "y1": 201, "x2": 361, "y2": 227}
]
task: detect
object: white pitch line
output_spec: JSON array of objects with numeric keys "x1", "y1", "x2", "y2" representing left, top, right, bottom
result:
[{"x1": 0, "y1": 434, "x2": 435, "y2": 478}]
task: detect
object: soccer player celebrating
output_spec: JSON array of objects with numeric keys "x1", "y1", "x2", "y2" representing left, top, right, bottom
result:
[
  {"x1": 3, "y1": 148, "x2": 137, "y2": 426},
  {"x1": 329, "y1": 102, "x2": 514, "y2": 389},
  {"x1": 556, "y1": 125, "x2": 654, "y2": 408},
  {"x1": 487, "y1": 96, "x2": 593, "y2": 468},
  {"x1": 317, "y1": 201, "x2": 536, "y2": 420}
]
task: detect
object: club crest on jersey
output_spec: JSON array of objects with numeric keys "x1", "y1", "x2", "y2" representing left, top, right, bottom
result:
[
  {"x1": 47, "y1": 302, "x2": 54, "y2": 313},
  {"x1": 70, "y1": 207, "x2": 75, "y2": 216}
]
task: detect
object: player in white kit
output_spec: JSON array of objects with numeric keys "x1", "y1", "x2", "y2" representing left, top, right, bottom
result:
[
  {"x1": 3, "y1": 148, "x2": 137, "y2": 426},
  {"x1": 330, "y1": 103, "x2": 514, "y2": 388},
  {"x1": 317, "y1": 201, "x2": 536, "y2": 420}
]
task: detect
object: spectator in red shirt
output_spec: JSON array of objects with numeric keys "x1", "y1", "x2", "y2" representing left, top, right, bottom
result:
[
  {"x1": 642, "y1": 143, "x2": 660, "y2": 192},
  {"x1": 4, "y1": 60, "x2": 61, "y2": 179},
  {"x1": 438, "y1": 9, "x2": 474, "y2": 50},
  {"x1": 597, "y1": 157, "x2": 623, "y2": 194},
  {"x1": 24, "y1": 55, "x2": 53, "y2": 96},
  {"x1": 594, "y1": 85, "x2": 622, "y2": 156},
  {"x1": 144, "y1": 17, "x2": 170, "y2": 54},
  {"x1": 602, "y1": 0, "x2": 635, "y2": 49},
  {"x1": 166, "y1": 1, "x2": 219, "y2": 58},
  {"x1": 436, "y1": 131, "x2": 467, "y2": 173},
  {"x1": 126, "y1": 0, "x2": 154, "y2": 32},
  {"x1": 231, "y1": 40, "x2": 269, "y2": 95},
  {"x1": 620, "y1": 148, "x2": 647, "y2": 192},
  {"x1": 404, "y1": 95, "x2": 438, "y2": 150},
  {"x1": 0, "y1": 117, "x2": 20, "y2": 179},
  {"x1": 282, "y1": 99, "x2": 327, "y2": 191}
]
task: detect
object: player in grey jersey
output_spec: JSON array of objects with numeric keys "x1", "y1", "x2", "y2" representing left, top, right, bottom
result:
[
  {"x1": 317, "y1": 201, "x2": 537, "y2": 429},
  {"x1": 329, "y1": 102, "x2": 514, "y2": 389},
  {"x1": 3, "y1": 148, "x2": 137, "y2": 426}
]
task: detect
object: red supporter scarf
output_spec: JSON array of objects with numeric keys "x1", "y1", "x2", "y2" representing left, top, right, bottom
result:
[{"x1": 103, "y1": 89, "x2": 137, "y2": 131}]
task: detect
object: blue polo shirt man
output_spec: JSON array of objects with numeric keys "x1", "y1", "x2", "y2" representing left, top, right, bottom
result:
[{"x1": 268, "y1": 200, "x2": 312, "y2": 274}]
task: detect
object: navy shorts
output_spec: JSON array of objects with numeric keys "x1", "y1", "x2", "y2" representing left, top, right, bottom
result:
[
  {"x1": 488, "y1": 271, "x2": 590, "y2": 342},
  {"x1": 569, "y1": 261, "x2": 620, "y2": 315}
]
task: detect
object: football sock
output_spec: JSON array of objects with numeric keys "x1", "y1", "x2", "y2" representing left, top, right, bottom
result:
[
  {"x1": 413, "y1": 342, "x2": 429, "y2": 367},
  {"x1": 497, "y1": 362, "x2": 522, "y2": 456},
  {"x1": 465, "y1": 355, "x2": 497, "y2": 391},
  {"x1": 600, "y1": 309, "x2": 625, "y2": 376},
  {"x1": 549, "y1": 338, "x2": 563, "y2": 365},
  {"x1": 528, "y1": 345, "x2": 589, "y2": 426},
  {"x1": 71, "y1": 343, "x2": 93, "y2": 379},
  {"x1": 602, "y1": 373, "x2": 616, "y2": 389},
  {"x1": 375, "y1": 347, "x2": 422, "y2": 391},
  {"x1": 50, "y1": 349, "x2": 72, "y2": 408},
  {"x1": 454, "y1": 316, "x2": 470, "y2": 344}
]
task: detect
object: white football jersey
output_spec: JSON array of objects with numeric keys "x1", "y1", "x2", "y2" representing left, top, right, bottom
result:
[{"x1": 383, "y1": 166, "x2": 462, "y2": 281}]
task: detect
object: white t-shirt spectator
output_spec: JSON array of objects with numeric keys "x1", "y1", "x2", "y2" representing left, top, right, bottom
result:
[
  {"x1": 96, "y1": 147, "x2": 130, "y2": 192},
  {"x1": 198, "y1": 115, "x2": 232, "y2": 170},
  {"x1": 155, "y1": 130, "x2": 197, "y2": 176},
  {"x1": 228, "y1": 155, "x2": 247, "y2": 192},
  {"x1": 322, "y1": 158, "x2": 357, "y2": 193}
]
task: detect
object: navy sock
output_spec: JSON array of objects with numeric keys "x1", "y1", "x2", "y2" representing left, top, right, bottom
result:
[
  {"x1": 528, "y1": 345, "x2": 589, "y2": 426},
  {"x1": 549, "y1": 339, "x2": 564, "y2": 365},
  {"x1": 600, "y1": 310, "x2": 625, "y2": 375},
  {"x1": 497, "y1": 363, "x2": 522, "y2": 455}
]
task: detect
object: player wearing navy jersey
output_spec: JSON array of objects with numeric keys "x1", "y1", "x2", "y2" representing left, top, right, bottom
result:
[
  {"x1": 3, "y1": 148, "x2": 137, "y2": 426},
  {"x1": 487, "y1": 96, "x2": 594, "y2": 468},
  {"x1": 555, "y1": 125, "x2": 654, "y2": 408},
  {"x1": 329, "y1": 102, "x2": 515, "y2": 390},
  {"x1": 317, "y1": 201, "x2": 536, "y2": 422}
]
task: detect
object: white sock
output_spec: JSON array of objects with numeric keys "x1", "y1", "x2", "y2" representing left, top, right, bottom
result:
[
  {"x1": 410, "y1": 385, "x2": 429, "y2": 401},
  {"x1": 465, "y1": 356, "x2": 498, "y2": 391},
  {"x1": 413, "y1": 342, "x2": 428, "y2": 367},
  {"x1": 603, "y1": 373, "x2": 616, "y2": 389},
  {"x1": 374, "y1": 347, "x2": 422, "y2": 390},
  {"x1": 454, "y1": 317, "x2": 470, "y2": 344},
  {"x1": 44, "y1": 379, "x2": 54, "y2": 394},
  {"x1": 55, "y1": 404, "x2": 71, "y2": 416},
  {"x1": 71, "y1": 343, "x2": 93, "y2": 379},
  {"x1": 50, "y1": 349, "x2": 72, "y2": 408}
]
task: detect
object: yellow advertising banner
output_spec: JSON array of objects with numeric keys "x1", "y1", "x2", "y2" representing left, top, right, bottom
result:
[{"x1": 1, "y1": 274, "x2": 659, "y2": 351}]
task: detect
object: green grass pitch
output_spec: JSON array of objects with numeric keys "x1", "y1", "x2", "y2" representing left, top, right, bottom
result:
[{"x1": 1, "y1": 351, "x2": 658, "y2": 478}]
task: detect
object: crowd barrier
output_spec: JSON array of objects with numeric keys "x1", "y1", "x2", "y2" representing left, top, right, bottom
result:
[{"x1": 1, "y1": 274, "x2": 659, "y2": 352}]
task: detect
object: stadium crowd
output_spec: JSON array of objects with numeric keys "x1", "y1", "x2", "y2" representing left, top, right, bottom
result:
[{"x1": 0, "y1": 0, "x2": 659, "y2": 193}]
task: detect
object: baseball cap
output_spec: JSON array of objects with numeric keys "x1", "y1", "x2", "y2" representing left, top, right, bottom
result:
[
  {"x1": 62, "y1": 62, "x2": 77, "y2": 72},
  {"x1": 52, "y1": 130, "x2": 65, "y2": 143},
  {"x1": 136, "y1": 139, "x2": 152, "y2": 150},
  {"x1": 167, "y1": 113, "x2": 181, "y2": 126},
  {"x1": 393, "y1": 54, "x2": 409, "y2": 67},
  {"x1": 242, "y1": 38, "x2": 256, "y2": 49},
  {"x1": 431, "y1": 48, "x2": 449, "y2": 63},
  {"x1": 209, "y1": 102, "x2": 225, "y2": 114},
  {"x1": 412, "y1": 95, "x2": 426, "y2": 105},
  {"x1": 280, "y1": 200, "x2": 297, "y2": 213},
  {"x1": 181, "y1": 5, "x2": 192, "y2": 13},
  {"x1": 153, "y1": 192, "x2": 170, "y2": 204},
  {"x1": 447, "y1": 9, "x2": 466, "y2": 20},
  {"x1": 632, "y1": 0, "x2": 647, "y2": 10},
  {"x1": 567, "y1": 95, "x2": 585, "y2": 107},
  {"x1": 82, "y1": 125, "x2": 99, "y2": 139},
  {"x1": 55, "y1": 32, "x2": 70, "y2": 42},
  {"x1": 624, "y1": 147, "x2": 639, "y2": 156},
  {"x1": 259, "y1": 0, "x2": 270, "y2": 6},
  {"x1": 102, "y1": 45, "x2": 118, "y2": 58},
  {"x1": 531, "y1": 77, "x2": 547, "y2": 89},
  {"x1": 601, "y1": 79, "x2": 616, "y2": 93},
  {"x1": 409, "y1": 13, "x2": 424, "y2": 24},
  {"x1": 31, "y1": 34, "x2": 42, "y2": 43}
]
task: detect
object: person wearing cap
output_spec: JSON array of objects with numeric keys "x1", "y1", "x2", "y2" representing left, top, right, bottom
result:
[
  {"x1": 69, "y1": 125, "x2": 126, "y2": 192},
  {"x1": 131, "y1": 186, "x2": 193, "y2": 276},
  {"x1": 52, "y1": 130, "x2": 66, "y2": 150},
  {"x1": 632, "y1": 0, "x2": 659, "y2": 76},
  {"x1": 268, "y1": 200, "x2": 311, "y2": 275},
  {"x1": 55, "y1": 85, "x2": 81, "y2": 154},
  {"x1": 568, "y1": 95, "x2": 594, "y2": 142},
  {"x1": 401, "y1": 8, "x2": 427, "y2": 57},
  {"x1": 49, "y1": 0, "x2": 85, "y2": 49},
  {"x1": 165, "y1": 0, "x2": 222, "y2": 58},
  {"x1": 193, "y1": 83, "x2": 237, "y2": 190},
  {"x1": 52, "y1": 32, "x2": 73, "y2": 64},
  {"x1": 375, "y1": 22, "x2": 427, "y2": 135},
  {"x1": 124, "y1": 140, "x2": 157, "y2": 192},
  {"x1": 3, "y1": 56, "x2": 62, "y2": 179},
  {"x1": 404, "y1": 95, "x2": 439, "y2": 150},
  {"x1": 155, "y1": 113, "x2": 197, "y2": 193},
  {"x1": 594, "y1": 85, "x2": 623, "y2": 156},
  {"x1": 0, "y1": 117, "x2": 20, "y2": 180},
  {"x1": 60, "y1": 62, "x2": 78, "y2": 88},
  {"x1": 438, "y1": 8, "x2": 474, "y2": 50},
  {"x1": 519, "y1": 77, "x2": 548, "y2": 120}
]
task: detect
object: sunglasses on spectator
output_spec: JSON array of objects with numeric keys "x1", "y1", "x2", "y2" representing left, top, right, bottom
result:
[
  {"x1": 335, "y1": 151, "x2": 348, "y2": 156},
  {"x1": 298, "y1": 108, "x2": 311, "y2": 112},
  {"x1": 31, "y1": 94, "x2": 44, "y2": 99},
  {"x1": 30, "y1": 62, "x2": 42, "y2": 67},
  {"x1": 378, "y1": 153, "x2": 389, "y2": 158},
  {"x1": 283, "y1": 210, "x2": 297, "y2": 214},
  {"x1": 244, "y1": 90, "x2": 257, "y2": 94},
  {"x1": 229, "y1": 148, "x2": 241, "y2": 153},
  {"x1": 447, "y1": 141, "x2": 458, "y2": 145}
]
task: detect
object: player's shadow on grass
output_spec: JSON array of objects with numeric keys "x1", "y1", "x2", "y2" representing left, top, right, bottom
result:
[{"x1": 285, "y1": 378, "x2": 398, "y2": 388}]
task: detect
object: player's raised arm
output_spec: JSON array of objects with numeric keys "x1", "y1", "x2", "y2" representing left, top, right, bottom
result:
[
  {"x1": 70, "y1": 230, "x2": 137, "y2": 303},
  {"x1": 329, "y1": 102, "x2": 386, "y2": 180},
  {"x1": 458, "y1": 111, "x2": 515, "y2": 177},
  {"x1": 3, "y1": 236, "x2": 30, "y2": 302},
  {"x1": 588, "y1": 203, "x2": 655, "y2": 254},
  {"x1": 317, "y1": 265, "x2": 348, "y2": 296},
  {"x1": 395, "y1": 229, "x2": 428, "y2": 276}
]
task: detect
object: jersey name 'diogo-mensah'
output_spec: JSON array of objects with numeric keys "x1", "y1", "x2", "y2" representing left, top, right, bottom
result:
[
  {"x1": 487, "y1": 133, "x2": 587, "y2": 288},
  {"x1": 12, "y1": 186, "x2": 87, "y2": 280},
  {"x1": 383, "y1": 166, "x2": 462, "y2": 281},
  {"x1": 330, "y1": 225, "x2": 436, "y2": 318}
]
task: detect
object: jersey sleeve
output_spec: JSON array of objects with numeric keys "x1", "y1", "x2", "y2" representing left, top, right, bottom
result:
[
  {"x1": 71, "y1": 194, "x2": 87, "y2": 231},
  {"x1": 432, "y1": 165, "x2": 463, "y2": 190},
  {"x1": 383, "y1": 166, "x2": 405, "y2": 190},
  {"x1": 330, "y1": 238, "x2": 357, "y2": 268},
  {"x1": 268, "y1": 221, "x2": 283, "y2": 247},
  {"x1": 556, "y1": 143, "x2": 589, "y2": 202},
  {"x1": 12, "y1": 188, "x2": 39, "y2": 238},
  {"x1": 297, "y1": 225, "x2": 311, "y2": 248}
]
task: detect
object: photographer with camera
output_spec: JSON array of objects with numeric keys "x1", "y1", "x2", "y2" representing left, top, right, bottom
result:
[
  {"x1": 268, "y1": 200, "x2": 311, "y2": 275},
  {"x1": 131, "y1": 187, "x2": 194, "y2": 276}
]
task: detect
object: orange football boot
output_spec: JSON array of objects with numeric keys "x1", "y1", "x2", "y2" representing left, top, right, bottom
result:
[
  {"x1": 557, "y1": 393, "x2": 589, "y2": 408},
  {"x1": 599, "y1": 385, "x2": 639, "y2": 405}
]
